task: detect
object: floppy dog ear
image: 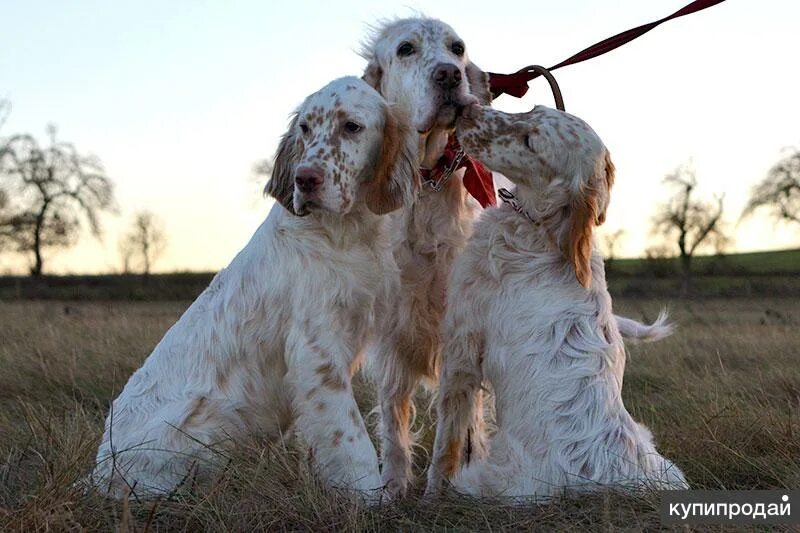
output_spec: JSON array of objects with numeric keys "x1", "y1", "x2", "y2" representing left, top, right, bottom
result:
[
  {"x1": 362, "y1": 61, "x2": 383, "y2": 91},
  {"x1": 597, "y1": 150, "x2": 615, "y2": 224},
  {"x1": 265, "y1": 114, "x2": 299, "y2": 213},
  {"x1": 567, "y1": 150, "x2": 615, "y2": 288},
  {"x1": 466, "y1": 61, "x2": 492, "y2": 105},
  {"x1": 365, "y1": 106, "x2": 419, "y2": 215}
]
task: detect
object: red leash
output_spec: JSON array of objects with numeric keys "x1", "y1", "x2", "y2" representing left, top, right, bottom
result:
[
  {"x1": 489, "y1": 0, "x2": 727, "y2": 99},
  {"x1": 437, "y1": 0, "x2": 727, "y2": 208}
]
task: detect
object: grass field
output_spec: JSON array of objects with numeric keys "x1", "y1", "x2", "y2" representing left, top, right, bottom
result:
[
  {"x1": 610, "y1": 248, "x2": 800, "y2": 276},
  {"x1": 1, "y1": 248, "x2": 798, "y2": 302},
  {"x1": 1, "y1": 297, "x2": 799, "y2": 530}
]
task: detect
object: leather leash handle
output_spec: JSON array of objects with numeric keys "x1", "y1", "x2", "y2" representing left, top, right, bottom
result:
[
  {"x1": 489, "y1": 0, "x2": 727, "y2": 99},
  {"x1": 520, "y1": 65, "x2": 565, "y2": 111}
]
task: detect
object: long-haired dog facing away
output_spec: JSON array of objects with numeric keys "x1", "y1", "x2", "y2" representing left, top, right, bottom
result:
[
  {"x1": 92, "y1": 77, "x2": 418, "y2": 499},
  {"x1": 361, "y1": 17, "x2": 671, "y2": 497},
  {"x1": 426, "y1": 104, "x2": 688, "y2": 499}
]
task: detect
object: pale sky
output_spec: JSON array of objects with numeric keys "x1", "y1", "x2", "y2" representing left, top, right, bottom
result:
[{"x1": 1, "y1": 0, "x2": 798, "y2": 274}]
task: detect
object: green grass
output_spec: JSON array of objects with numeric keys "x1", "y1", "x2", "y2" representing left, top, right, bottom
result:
[
  {"x1": 607, "y1": 274, "x2": 800, "y2": 298},
  {"x1": 609, "y1": 248, "x2": 800, "y2": 277},
  {"x1": 1, "y1": 298, "x2": 798, "y2": 530},
  {"x1": 0, "y1": 273, "x2": 215, "y2": 301},
  {"x1": 1, "y1": 248, "x2": 797, "y2": 301},
  {"x1": 694, "y1": 248, "x2": 800, "y2": 274}
]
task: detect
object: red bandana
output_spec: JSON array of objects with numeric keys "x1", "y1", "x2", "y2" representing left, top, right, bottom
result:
[{"x1": 419, "y1": 135, "x2": 496, "y2": 208}]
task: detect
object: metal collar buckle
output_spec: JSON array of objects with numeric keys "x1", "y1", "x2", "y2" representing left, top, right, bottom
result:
[
  {"x1": 422, "y1": 146, "x2": 465, "y2": 192},
  {"x1": 498, "y1": 187, "x2": 538, "y2": 224}
]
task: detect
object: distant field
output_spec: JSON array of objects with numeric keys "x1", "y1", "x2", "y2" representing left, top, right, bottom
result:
[
  {"x1": 606, "y1": 248, "x2": 800, "y2": 298},
  {"x1": 1, "y1": 248, "x2": 796, "y2": 301},
  {"x1": 610, "y1": 248, "x2": 800, "y2": 276},
  {"x1": 1, "y1": 298, "x2": 798, "y2": 530},
  {"x1": 0, "y1": 272, "x2": 215, "y2": 301}
]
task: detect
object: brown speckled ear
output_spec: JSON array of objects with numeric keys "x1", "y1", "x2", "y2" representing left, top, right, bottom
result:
[
  {"x1": 567, "y1": 184, "x2": 597, "y2": 289},
  {"x1": 567, "y1": 149, "x2": 615, "y2": 288},
  {"x1": 598, "y1": 150, "x2": 615, "y2": 224},
  {"x1": 362, "y1": 61, "x2": 383, "y2": 92},
  {"x1": 265, "y1": 113, "x2": 299, "y2": 213},
  {"x1": 466, "y1": 61, "x2": 492, "y2": 105},
  {"x1": 365, "y1": 106, "x2": 419, "y2": 215}
]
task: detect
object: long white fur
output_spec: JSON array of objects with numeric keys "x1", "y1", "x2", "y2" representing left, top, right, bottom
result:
[
  {"x1": 616, "y1": 310, "x2": 673, "y2": 343},
  {"x1": 91, "y1": 77, "x2": 417, "y2": 499},
  {"x1": 426, "y1": 104, "x2": 689, "y2": 499},
  {"x1": 360, "y1": 16, "x2": 672, "y2": 498},
  {"x1": 360, "y1": 17, "x2": 493, "y2": 498}
]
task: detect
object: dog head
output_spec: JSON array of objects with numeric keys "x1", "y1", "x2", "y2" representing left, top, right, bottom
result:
[
  {"x1": 265, "y1": 76, "x2": 419, "y2": 216},
  {"x1": 361, "y1": 17, "x2": 491, "y2": 142},
  {"x1": 457, "y1": 105, "x2": 615, "y2": 287}
]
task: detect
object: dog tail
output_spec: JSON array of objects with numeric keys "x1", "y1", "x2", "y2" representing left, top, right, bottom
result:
[{"x1": 615, "y1": 309, "x2": 673, "y2": 343}]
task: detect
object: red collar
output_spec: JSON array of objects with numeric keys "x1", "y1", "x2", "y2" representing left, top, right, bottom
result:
[{"x1": 419, "y1": 135, "x2": 496, "y2": 208}]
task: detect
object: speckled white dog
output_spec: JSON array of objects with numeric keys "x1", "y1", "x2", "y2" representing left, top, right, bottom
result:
[
  {"x1": 360, "y1": 17, "x2": 493, "y2": 497},
  {"x1": 360, "y1": 18, "x2": 668, "y2": 498},
  {"x1": 426, "y1": 104, "x2": 688, "y2": 499},
  {"x1": 92, "y1": 77, "x2": 418, "y2": 499}
]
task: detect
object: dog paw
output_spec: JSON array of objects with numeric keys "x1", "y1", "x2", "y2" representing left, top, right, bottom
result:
[{"x1": 382, "y1": 477, "x2": 409, "y2": 500}]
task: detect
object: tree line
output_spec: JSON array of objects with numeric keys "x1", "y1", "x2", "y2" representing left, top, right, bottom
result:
[
  {"x1": 0, "y1": 100, "x2": 166, "y2": 277},
  {"x1": 603, "y1": 154, "x2": 800, "y2": 293},
  {"x1": 1, "y1": 99, "x2": 798, "y2": 284}
]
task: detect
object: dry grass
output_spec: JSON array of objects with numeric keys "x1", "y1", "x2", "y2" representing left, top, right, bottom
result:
[{"x1": 1, "y1": 298, "x2": 798, "y2": 531}]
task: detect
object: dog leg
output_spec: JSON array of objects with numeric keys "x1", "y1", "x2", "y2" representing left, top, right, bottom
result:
[
  {"x1": 425, "y1": 328, "x2": 484, "y2": 496},
  {"x1": 373, "y1": 278, "x2": 445, "y2": 498},
  {"x1": 467, "y1": 387, "x2": 489, "y2": 464},
  {"x1": 373, "y1": 334, "x2": 423, "y2": 499},
  {"x1": 286, "y1": 327, "x2": 382, "y2": 500}
]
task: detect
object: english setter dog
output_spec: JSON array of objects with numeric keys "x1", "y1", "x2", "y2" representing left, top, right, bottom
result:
[
  {"x1": 426, "y1": 104, "x2": 688, "y2": 499},
  {"x1": 360, "y1": 16, "x2": 494, "y2": 497},
  {"x1": 91, "y1": 77, "x2": 418, "y2": 499},
  {"x1": 361, "y1": 16, "x2": 671, "y2": 497}
]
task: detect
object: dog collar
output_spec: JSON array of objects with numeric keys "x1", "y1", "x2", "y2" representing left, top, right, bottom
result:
[
  {"x1": 419, "y1": 135, "x2": 496, "y2": 208},
  {"x1": 497, "y1": 188, "x2": 539, "y2": 224}
]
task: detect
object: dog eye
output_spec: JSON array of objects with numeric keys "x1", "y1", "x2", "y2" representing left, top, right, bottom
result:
[
  {"x1": 299, "y1": 123, "x2": 310, "y2": 134},
  {"x1": 451, "y1": 41, "x2": 465, "y2": 57},
  {"x1": 397, "y1": 42, "x2": 415, "y2": 57},
  {"x1": 344, "y1": 121, "x2": 362, "y2": 133}
]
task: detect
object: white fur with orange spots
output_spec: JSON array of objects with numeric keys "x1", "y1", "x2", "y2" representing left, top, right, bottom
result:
[
  {"x1": 426, "y1": 105, "x2": 688, "y2": 499},
  {"x1": 92, "y1": 77, "x2": 417, "y2": 502}
]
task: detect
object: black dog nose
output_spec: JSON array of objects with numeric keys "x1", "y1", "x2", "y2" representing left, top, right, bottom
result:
[
  {"x1": 433, "y1": 63, "x2": 462, "y2": 89},
  {"x1": 295, "y1": 166, "x2": 323, "y2": 194}
]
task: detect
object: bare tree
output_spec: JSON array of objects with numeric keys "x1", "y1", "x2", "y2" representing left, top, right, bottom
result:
[
  {"x1": 0, "y1": 100, "x2": 10, "y2": 216},
  {"x1": 119, "y1": 210, "x2": 167, "y2": 276},
  {"x1": 0, "y1": 188, "x2": 12, "y2": 247},
  {"x1": 651, "y1": 163, "x2": 729, "y2": 293},
  {"x1": 119, "y1": 238, "x2": 134, "y2": 274},
  {"x1": 0, "y1": 125, "x2": 115, "y2": 276},
  {"x1": 0, "y1": 99, "x2": 10, "y2": 133},
  {"x1": 253, "y1": 159, "x2": 272, "y2": 180},
  {"x1": 742, "y1": 148, "x2": 800, "y2": 227},
  {"x1": 252, "y1": 158, "x2": 273, "y2": 194},
  {"x1": 601, "y1": 229, "x2": 626, "y2": 262}
]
